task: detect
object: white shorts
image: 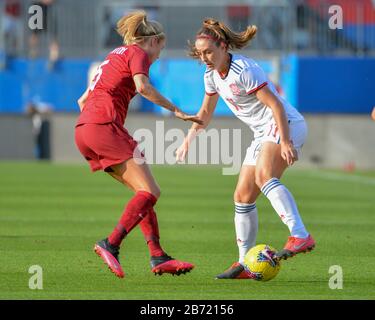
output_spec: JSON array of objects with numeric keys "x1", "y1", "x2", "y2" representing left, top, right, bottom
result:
[{"x1": 243, "y1": 120, "x2": 308, "y2": 166}]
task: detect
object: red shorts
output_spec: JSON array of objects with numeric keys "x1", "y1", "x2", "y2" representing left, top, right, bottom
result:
[{"x1": 75, "y1": 123, "x2": 144, "y2": 172}]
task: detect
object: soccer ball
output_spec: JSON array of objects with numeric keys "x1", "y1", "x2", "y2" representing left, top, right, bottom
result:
[{"x1": 244, "y1": 244, "x2": 281, "y2": 281}]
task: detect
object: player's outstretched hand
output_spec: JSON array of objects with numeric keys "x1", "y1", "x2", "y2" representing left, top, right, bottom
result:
[
  {"x1": 174, "y1": 109, "x2": 204, "y2": 125},
  {"x1": 175, "y1": 142, "x2": 189, "y2": 162}
]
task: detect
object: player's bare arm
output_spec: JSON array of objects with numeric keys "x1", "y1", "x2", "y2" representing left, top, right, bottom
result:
[
  {"x1": 77, "y1": 88, "x2": 90, "y2": 112},
  {"x1": 371, "y1": 107, "x2": 375, "y2": 121},
  {"x1": 133, "y1": 74, "x2": 203, "y2": 125},
  {"x1": 256, "y1": 86, "x2": 297, "y2": 166},
  {"x1": 176, "y1": 93, "x2": 219, "y2": 162},
  {"x1": 189, "y1": 93, "x2": 219, "y2": 133}
]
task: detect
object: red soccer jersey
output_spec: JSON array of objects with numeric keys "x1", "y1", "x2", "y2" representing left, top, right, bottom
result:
[{"x1": 77, "y1": 44, "x2": 151, "y2": 126}]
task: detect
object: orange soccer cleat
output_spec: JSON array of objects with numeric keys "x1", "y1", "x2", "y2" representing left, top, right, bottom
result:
[
  {"x1": 274, "y1": 234, "x2": 316, "y2": 261},
  {"x1": 94, "y1": 238, "x2": 125, "y2": 278},
  {"x1": 151, "y1": 254, "x2": 194, "y2": 276}
]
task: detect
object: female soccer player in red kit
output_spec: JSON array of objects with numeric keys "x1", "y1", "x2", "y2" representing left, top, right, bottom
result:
[{"x1": 75, "y1": 11, "x2": 202, "y2": 278}]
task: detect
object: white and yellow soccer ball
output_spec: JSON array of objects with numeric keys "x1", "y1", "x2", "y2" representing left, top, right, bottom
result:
[{"x1": 244, "y1": 244, "x2": 281, "y2": 281}]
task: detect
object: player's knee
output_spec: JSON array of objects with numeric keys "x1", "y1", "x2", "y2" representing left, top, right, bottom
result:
[
  {"x1": 233, "y1": 190, "x2": 242, "y2": 203},
  {"x1": 234, "y1": 189, "x2": 251, "y2": 203},
  {"x1": 255, "y1": 169, "x2": 272, "y2": 189},
  {"x1": 136, "y1": 185, "x2": 160, "y2": 199},
  {"x1": 151, "y1": 185, "x2": 161, "y2": 199}
]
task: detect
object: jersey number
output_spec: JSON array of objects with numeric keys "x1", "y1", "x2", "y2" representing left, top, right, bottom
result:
[{"x1": 89, "y1": 60, "x2": 110, "y2": 91}]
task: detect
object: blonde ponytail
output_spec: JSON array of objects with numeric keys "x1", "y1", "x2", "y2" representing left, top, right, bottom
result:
[{"x1": 116, "y1": 10, "x2": 165, "y2": 45}]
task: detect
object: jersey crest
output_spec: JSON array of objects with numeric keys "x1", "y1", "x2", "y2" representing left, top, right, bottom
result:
[{"x1": 229, "y1": 83, "x2": 241, "y2": 95}]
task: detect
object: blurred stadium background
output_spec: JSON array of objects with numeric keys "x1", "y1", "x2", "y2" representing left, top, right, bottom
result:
[{"x1": 0, "y1": 0, "x2": 374, "y2": 168}]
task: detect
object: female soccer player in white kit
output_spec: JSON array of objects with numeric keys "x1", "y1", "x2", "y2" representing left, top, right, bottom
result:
[{"x1": 176, "y1": 18, "x2": 315, "y2": 279}]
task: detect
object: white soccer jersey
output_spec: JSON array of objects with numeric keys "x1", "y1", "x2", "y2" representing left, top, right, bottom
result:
[{"x1": 204, "y1": 54, "x2": 304, "y2": 138}]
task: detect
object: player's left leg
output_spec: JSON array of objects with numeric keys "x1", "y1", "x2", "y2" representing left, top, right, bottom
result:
[
  {"x1": 107, "y1": 171, "x2": 165, "y2": 258},
  {"x1": 255, "y1": 142, "x2": 315, "y2": 260}
]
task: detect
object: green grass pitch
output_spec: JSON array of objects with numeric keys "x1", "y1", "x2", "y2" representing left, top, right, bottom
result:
[{"x1": 0, "y1": 162, "x2": 374, "y2": 299}]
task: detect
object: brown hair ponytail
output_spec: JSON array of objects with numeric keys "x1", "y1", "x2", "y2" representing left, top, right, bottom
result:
[{"x1": 189, "y1": 18, "x2": 257, "y2": 59}]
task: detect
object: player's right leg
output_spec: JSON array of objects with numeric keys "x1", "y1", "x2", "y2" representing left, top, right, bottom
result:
[
  {"x1": 233, "y1": 165, "x2": 260, "y2": 264},
  {"x1": 216, "y1": 165, "x2": 260, "y2": 279}
]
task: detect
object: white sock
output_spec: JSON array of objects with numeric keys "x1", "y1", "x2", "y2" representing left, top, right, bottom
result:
[
  {"x1": 234, "y1": 202, "x2": 258, "y2": 264},
  {"x1": 261, "y1": 178, "x2": 308, "y2": 239}
]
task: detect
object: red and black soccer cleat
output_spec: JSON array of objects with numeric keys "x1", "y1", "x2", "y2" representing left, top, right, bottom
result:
[
  {"x1": 274, "y1": 234, "x2": 316, "y2": 261},
  {"x1": 151, "y1": 254, "x2": 194, "y2": 276},
  {"x1": 215, "y1": 262, "x2": 257, "y2": 280},
  {"x1": 94, "y1": 238, "x2": 125, "y2": 278}
]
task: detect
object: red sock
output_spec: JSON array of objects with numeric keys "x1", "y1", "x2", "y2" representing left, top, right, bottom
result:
[
  {"x1": 139, "y1": 207, "x2": 165, "y2": 257},
  {"x1": 108, "y1": 191, "x2": 157, "y2": 247}
]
